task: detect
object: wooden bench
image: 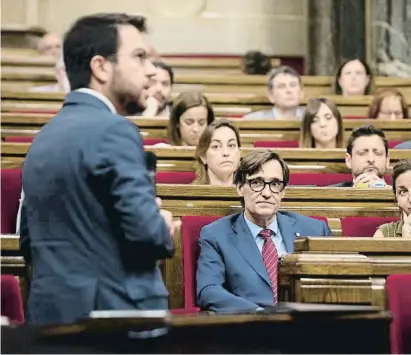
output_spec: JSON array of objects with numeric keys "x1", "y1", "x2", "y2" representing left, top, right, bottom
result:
[
  {"x1": 2, "y1": 91, "x2": 411, "y2": 118},
  {"x1": 4, "y1": 232, "x2": 409, "y2": 311},
  {"x1": 2, "y1": 65, "x2": 411, "y2": 98},
  {"x1": 1, "y1": 25, "x2": 46, "y2": 49},
  {"x1": 2, "y1": 144, "x2": 409, "y2": 173},
  {"x1": 2, "y1": 115, "x2": 410, "y2": 145}
]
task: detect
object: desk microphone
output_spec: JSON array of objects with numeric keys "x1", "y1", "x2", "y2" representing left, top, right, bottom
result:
[{"x1": 145, "y1": 151, "x2": 157, "y2": 192}]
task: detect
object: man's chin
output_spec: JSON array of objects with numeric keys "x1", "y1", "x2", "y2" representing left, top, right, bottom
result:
[{"x1": 125, "y1": 100, "x2": 145, "y2": 115}]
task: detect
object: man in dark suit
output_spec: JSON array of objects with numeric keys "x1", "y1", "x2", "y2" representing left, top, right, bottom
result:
[
  {"x1": 196, "y1": 150, "x2": 332, "y2": 313},
  {"x1": 21, "y1": 13, "x2": 175, "y2": 325},
  {"x1": 332, "y1": 125, "x2": 390, "y2": 188}
]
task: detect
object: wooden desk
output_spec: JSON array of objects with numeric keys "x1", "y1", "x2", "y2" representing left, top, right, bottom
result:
[
  {"x1": 3, "y1": 309, "x2": 391, "y2": 353},
  {"x1": 279, "y1": 237, "x2": 411, "y2": 308},
  {"x1": 2, "y1": 114, "x2": 411, "y2": 144},
  {"x1": 3, "y1": 144, "x2": 409, "y2": 173}
]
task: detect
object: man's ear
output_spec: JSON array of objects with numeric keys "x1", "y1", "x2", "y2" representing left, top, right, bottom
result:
[
  {"x1": 236, "y1": 184, "x2": 244, "y2": 197},
  {"x1": 386, "y1": 153, "x2": 390, "y2": 170},
  {"x1": 90, "y1": 55, "x2": 112, "y2": 84},
  {"x1": 345, "y1": 153, "x2": 352, "y2": 170},
  {"x1": 364, "y1": 75, "x2": 370, "y2": 88},
  {"x1": 267, "y1": 88, "x2": 275, "y2": 105}
]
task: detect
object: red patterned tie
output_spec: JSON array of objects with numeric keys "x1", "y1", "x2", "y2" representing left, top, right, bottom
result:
[{"x1": 259, "y1": 229, "x2": 278, "y2": 304}]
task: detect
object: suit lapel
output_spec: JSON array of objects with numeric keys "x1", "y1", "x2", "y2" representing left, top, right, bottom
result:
[
  {"x1": 230, "y1": 214, "x2": 271, "y2": 286},
  {"x1": 277, "y1": 212, "x2": 297, "y2": 253}
]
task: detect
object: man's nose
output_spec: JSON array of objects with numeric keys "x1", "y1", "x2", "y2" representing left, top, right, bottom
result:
[
  {"x1": 145, "y1": 60, "x2": 156, "y2": 78},
  {"x1": 261, "y1": 184, "x2": 271, "y2": 197},
  {"x1": 367, "y1": 153, "x2": 376, "y2": 162},
  {"x1": 191, "y1": 124, "x2": 200, "y2": 132},
  {"x1": 222, "y1": 146, "x2": 229, "y2": 156}
]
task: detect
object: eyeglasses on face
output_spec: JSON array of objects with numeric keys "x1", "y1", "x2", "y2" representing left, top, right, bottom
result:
[{"x1": 246, "y1": 178, "x2": 286, "y2": 193}]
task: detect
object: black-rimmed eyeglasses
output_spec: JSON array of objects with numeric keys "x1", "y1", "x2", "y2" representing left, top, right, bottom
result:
[{"x1": 247, "y1": 178, "x2": 286, "y2": 193}]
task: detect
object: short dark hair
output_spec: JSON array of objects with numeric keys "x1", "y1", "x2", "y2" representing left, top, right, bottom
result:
[
  {"x1": 334, "y1": 58, "x2": 373, "y2": 95},
  {"x1": 63, "y1": 13, "x2": 147, "y2": 90},
  {"x1": 392, "y1": 159, "x2": 411, "y2": 194},
  {"x1": 241, "y1": 51, "x2": 272, "y2": 75},
  {"x1": 152, "y1": 61, "x2": 174, "y2": 85},
  {"x1": 267, "y1": 65, "x2": 301, "y2": 90},
  {"x1": 346, "y1": 125, "x2": 388, "y2": 156},
  {"x1": 234, "y1": 150, "x2": 290, "y2": 187}
]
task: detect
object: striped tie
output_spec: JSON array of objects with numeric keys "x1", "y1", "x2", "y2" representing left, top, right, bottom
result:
[{"x1": 259, "y1": 229, "x2": 278, "y2": 304}]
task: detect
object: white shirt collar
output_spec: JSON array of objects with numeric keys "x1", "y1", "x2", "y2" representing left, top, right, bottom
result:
[{"x1": 75, "y1": 88, "x2": 117, "y2": 114}]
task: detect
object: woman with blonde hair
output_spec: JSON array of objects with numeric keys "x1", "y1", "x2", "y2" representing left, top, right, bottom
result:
[
  {"x1": 194, "y1": 119, "x2": 241, "y2": 185},
  {"x1": 368, "y1": 89, "x2": 409, "y2": 120},
  {"x1": 373, "y1": 159, "x2": 411, "y2": 238},
  {"x1": 167, "y1": 91, "x2": 215, "y2": 146},
  {"x1": 300, "y1": 98, "x2": 344, "y2": 149}
]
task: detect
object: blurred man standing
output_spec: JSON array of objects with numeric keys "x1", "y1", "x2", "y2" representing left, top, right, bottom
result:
[{"x1": 22, "y1": 13, "x2": 175, "y2": 325}]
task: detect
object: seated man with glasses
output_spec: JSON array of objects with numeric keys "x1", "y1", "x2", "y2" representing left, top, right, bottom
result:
[{"x1": 196, "y1": 150, "x2": 332, "y2": 313}]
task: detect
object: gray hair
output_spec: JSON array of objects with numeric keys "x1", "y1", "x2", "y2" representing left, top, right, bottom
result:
[{"x1": 267, "y1": 65, "x2": 301, "y2": 89}]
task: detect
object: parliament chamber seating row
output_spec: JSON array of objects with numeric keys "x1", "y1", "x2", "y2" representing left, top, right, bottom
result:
[
  {"x1": 2, "y1": 114, "x2": 410, "y2": 146},
  {"x1": 1, "y1": 52, "x2": 411, "y2": 352},
  {"x1": 2, "y1": 91, "x2": 411, "y2": 117}
]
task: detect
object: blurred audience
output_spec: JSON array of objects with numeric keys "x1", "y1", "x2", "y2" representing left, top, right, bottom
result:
[
  {"x1": 29, "y1": 53, "x2": 70, "y2": 93},
  {"x1": 37, "y1": 33, "x2": 62, "y2": 59},
  {"x1": 142, "y1": 61, "x2": 174, "y2": 117},
  {"x1": 241, "y1": 51, "x2": 272, "y2": 75},
  {"x1": 368, "y1": 89, "x2": 409, "y2": 120},
  {"x1": 373, "y1": 159, "x2": 411, "y2": 238},
  {"x1": 244, "y1": 66, "x2": 304, "y2": 120},
  {"x1": 194, "y1": 120, "x2": 241, "y2": 186},
  {"x1": 300, "y1": 98, "x2": 344, "y2": 149},
  {"x1": 167, "y1": 91, "x2": 215, "y2": 146},
  {"x1": 333, "y1": 125, "x2": 389, "y2": 188},
  {"x1": 334, "y1": 58, "x2": 373, "y2": 96}
]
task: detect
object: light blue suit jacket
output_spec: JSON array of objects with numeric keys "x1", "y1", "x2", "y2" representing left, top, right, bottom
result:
[
  {"x1": 394, "y1": 141, "x2": 411, "y2": 149},
  {"x1": 196, "y1": 212, "x2": 332, "y2": 313},
  {"x1": 243, "y1": 107, "x2": 305, "y2": 120}
]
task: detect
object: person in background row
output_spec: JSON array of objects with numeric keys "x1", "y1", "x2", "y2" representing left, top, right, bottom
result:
[
  {"x1": 196, "y1": 150, "x2": 332, "y2": 313},
  {"x1": 29, "y1": 53, "x2": 70, "y2": 93},
  {"x1": 243, "y1": 66, "x2": 304, "y2": 120},
  {"x1": 142, "y1": 61, "x2": 174, "y2": 117},
  {"x1": 334, "y1": 58, "x2": 373, "y2": 96},
  {"x1": 37, "y1": 32, "x2": 62, "y2": 59},
  {"x1": 367, "y1": 89, "x2": 409, "y2": 120},
  {"x1": 241, "y1": 51, "x2": 272, "y2": 75},
  {"x1": 167, "y1": 91, "x2": 215, "y2": 146},
  {"x1": 332, "y1": 125, "x2": 390, "y2": 188},
  {"x1": 373, "y1": 159, "x2": 411, "y2": 238},
  {"x1": 194, "y1": 120, "x2": 241, "y2": 186},
  {"x1": 300, "y1": 98, "x2": 344, "y2": 149}
]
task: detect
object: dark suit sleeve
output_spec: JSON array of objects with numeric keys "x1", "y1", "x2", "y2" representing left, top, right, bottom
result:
[
  {"x1": 196, "y1": 228, "x2": 260, "y2": 312},
  {"x1": 90, "y1": 119, "x2": 173, "y2": 259},
  {"x1": 19, "y1": 198, "x2": 31, "y2": 264}
]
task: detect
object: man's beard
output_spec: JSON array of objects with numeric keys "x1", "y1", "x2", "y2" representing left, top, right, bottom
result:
[{"x1": 111, "y1": 69, "x2": 145, "y2": 115}]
